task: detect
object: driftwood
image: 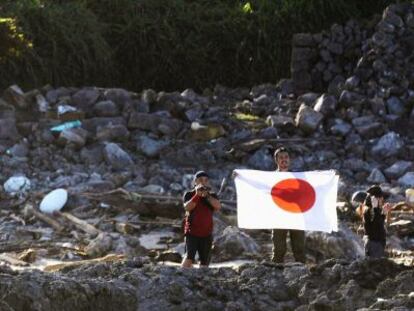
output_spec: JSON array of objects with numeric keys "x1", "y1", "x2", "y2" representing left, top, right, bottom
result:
[
  {"x1": 24, "y1": 204, "x2": 65, "y2": 232},
  {"x1": 82, "y1": 188, "x2": 183, "y2": 219},
  {"x1": 58, "y1": 212, "x2": 101, "y2": 237},
  {"x1": 0, "y1": 240, "x2": 79, "y2": 253},
  {"x1": 44, "y1": 254, "x2": 125, "y2": 272}
]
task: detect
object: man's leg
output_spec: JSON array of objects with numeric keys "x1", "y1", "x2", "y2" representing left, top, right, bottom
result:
[
  {"x1": 182, "y1": 235, "x2": 197, "y2": 268},
  {"x1": 272, "y1": 229, "x2": 288, "y2": 263},
  {"x1": 290, "y1": 230, "x2": 306, "y2": 263},
  {"x1": 198, "y1": 235, "x2": 213, "y2": 267}
]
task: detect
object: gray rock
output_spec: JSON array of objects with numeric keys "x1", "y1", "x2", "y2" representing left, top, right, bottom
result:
[
  {"x1": 137, "y1": 136, "x2": 169, "y2": 158},
  {"x1": 371, "y1": 132, "x2": 404, "y2": 158},
  {"x1": 8, "y1": 142, "x2": 29, "y2": 157},
  {"x1": 259, "y1": 126, "x2": 278, "y2": 139},
  {"x1": 367, "y1": 168, "x2": 387, "y2": 183},
  {"x1": 85, "y1": 233, "x2": 113, "y2": 257},
  {"x1": 247, "y1": 147, "x2": 274, "y2": 170},
  {"x1": 370, "y1": 97, "x2": 387, "y2": 116},
  {"x1": 342, "y1": 158, "x2": 370, "y2": 172},
  {"x1": 2, "y1": 85, "x2": 28, "y2": 109},
  {"x1": 58, "y1": 128, "x2": 88, "y2": 149},
  {"x1": 103, "y1": 143, "x2": 134, "y2": 169},
  {"x1": 72, "y1": 88, "x2": 100, "y2": 111},
  {"x1": 82, "y1": 117, "x2": 126, "y2": 134},
  {"x1": 339, "y1": 90, "x2": 364, "y2": 106},
  {"x1": 386, "y1": 96, "x2": 405, "y2": 116},
  {"x1": 0, "y1": 118, "x2": 19, "y2": 140},
  {"x1": 384, "y1": 161, "x2": 413, "y2": 179},
  {"x1": 93, "y1": 100, "x2": 120, "y2": 117},
  {"x1": 398, "y1": 172, "x2": 414, "y2": 187},
  {"x1": 128, "y1": 112, "x2": 182, "y2": 136},
  {"x1": 212, "y1": 226, "x2": 260, "y2": 262},
  {"x1": 45, "y1": 87, "x2": 72, "y2": 104},
  {"x1": 330, "y1": 119, "x2": 352, "y2": 136},
  {"x1": 138, "y1": 184, "x2": 165, "y2": 194},
  {"x1": 96, "y1": 124, "x2": 130, "y2": 142},
  {"x1": 313, "y1": 94, "x2": 337, "y2": 116},
  {"x1": 266, "y1": 115, "x2": 295, "y2": 129},
  {"x1": 295, "y1": 104, "x2": 324, "y2": 133},
  {"x1": 306, "y1": 223, "x2": 364, "y2": 261},
  {"x1": 80, "y1": 145, "x2": 104, "y2": 165},
  {"x1": 184, "y1": 107, "x2": 204, "y2": 122},
  {"x1": 277, "y1": 79, "x2": 294, "y2": 96},
  {"x1": 344, "y1": 75, "x2": 360, "y2": 90},
  {"x1": 103, "y1": 88, "x2": 131, "y2": 107},
  {"x1": 298, "y1": 92, "x2": 320, "y2": 105},
  {"x1": 4, "y1": 175, "x2": 31, "y2": 195}
]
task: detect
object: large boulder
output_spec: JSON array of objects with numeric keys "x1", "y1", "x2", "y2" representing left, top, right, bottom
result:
[
  {"x1": 96, "y1": 124, "x2": 130, "y2": 142},
  {"x1": 137, "y1": 136, "x2": 170, "y2": 158},
  {"x1": 72, "y1": 88, "x2": 100, "y2": 112},
  {"x1": 313, "y1": 94, "x2": 337, "y2": 116},
  {"x1": 370, "y1": 132, "x2": 404, "y2": 158},
  {"x1": 306, "y1": 223, "x2": 364, "y2": 261},
  {"x1": 247, "y1": 147, "x2": 274, "y2": 170},
  {"x1": 386, "y1": 96, "x2": 405, "y2": 116},
  {"x1": 295, "y1": 104, "x2": 323, "y2": 133},
  {"x1": 367, "y1": 168, "x2": 387, "y2": 183},
  {"x1": 384, "y1": 161, "x2": 413, "y2": 179},
  {"x1": 212, "y1": 226, "x2": 260, "y2": 262},
  {"x1": 128, "y1": 112, "x2": 183, "y2": 136},
  {"x1": 103, "y1": 88, "x2": 131, "y2": 108},
  {"x1": 58, "y1": 128, "x2": 88, "y2": 149},
  {"x1": 103, "y1": 143, "x2": 134, "y2": 169},
  {"x1": 0, "y1": 118, "x2": 19, "y2": 140},
  {"x1": 398, "y1": 172, "x2": 414, "y2": 187},
  {"x1": 93, "y1": 100, "x2": 120, "y2": 117},
  {"x1": 2, "y1": 85, "x2": 29, "y2": 109}
]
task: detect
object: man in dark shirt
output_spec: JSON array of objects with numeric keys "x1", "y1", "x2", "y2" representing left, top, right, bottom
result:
[
  {"x1": 181, "y1": 171, "x2": 221, "y2": 268},
  {"x1": 363, "y1": 185, "x2": 392, "y2": 258}
]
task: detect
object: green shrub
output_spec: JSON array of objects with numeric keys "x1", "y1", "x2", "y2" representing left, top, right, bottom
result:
[{"x1": 0, "y1": 0, "x2": 394, "y2": 92}]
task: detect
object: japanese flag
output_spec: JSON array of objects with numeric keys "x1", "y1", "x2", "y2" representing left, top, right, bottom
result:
[{"x1": 234, "y1": 170, "x2": 338, "y2": 233}]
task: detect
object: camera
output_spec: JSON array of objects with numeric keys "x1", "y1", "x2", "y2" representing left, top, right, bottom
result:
[{"x1": 198, "y1": 185, "x2": 210, "y2": 192}]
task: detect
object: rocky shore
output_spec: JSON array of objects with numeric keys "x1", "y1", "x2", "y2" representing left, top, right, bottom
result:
[{"x1": 0, "y1": 3, "x2": 413, "y2": 311}]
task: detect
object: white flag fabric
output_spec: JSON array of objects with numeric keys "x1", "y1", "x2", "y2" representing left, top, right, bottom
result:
[{"x1": 235, "y1": 169, "x2": 338, "y2": 232}]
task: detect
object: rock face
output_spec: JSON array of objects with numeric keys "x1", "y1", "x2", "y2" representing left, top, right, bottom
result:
[{"x1": 0, "y1": 258, "x2": 411, "y2": 311}]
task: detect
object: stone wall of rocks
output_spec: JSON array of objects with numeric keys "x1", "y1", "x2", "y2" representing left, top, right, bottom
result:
[{"x1": 291, "y1": 20, "x2": 373, "y2": 94}]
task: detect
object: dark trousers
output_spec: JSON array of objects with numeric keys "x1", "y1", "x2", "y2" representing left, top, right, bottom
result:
[{"x1": 272, "y1": 229, "x2": 305, "y2": 263}]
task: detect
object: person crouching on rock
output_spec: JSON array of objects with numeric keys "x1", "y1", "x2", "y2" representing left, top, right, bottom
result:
[
  {"x1": 362, "y1": 185, "x2": 392, "y2": 258},
  {"x1": 181, "y1": 171, "x2": 221, "y2": 268}
]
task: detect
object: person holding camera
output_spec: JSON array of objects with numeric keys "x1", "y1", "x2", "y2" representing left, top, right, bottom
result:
[
  {"x1": 181, "y1": 171, "x2": 221, "y2": 268},
  {"x1": 362, "y1": 185, "x2": 392, "y2": 258}
]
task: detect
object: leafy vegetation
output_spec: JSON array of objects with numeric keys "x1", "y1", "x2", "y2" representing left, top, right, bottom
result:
[{"x1": 0, "y1": 0, "x2": 393, "y2": 91}]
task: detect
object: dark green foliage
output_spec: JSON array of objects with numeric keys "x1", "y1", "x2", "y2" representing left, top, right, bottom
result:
[{"x1": 0, "y1": 0, "x2": 393, "y2": 92}]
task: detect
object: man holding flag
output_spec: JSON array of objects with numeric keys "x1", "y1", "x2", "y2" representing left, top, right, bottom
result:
[
  {"x1": 271, "y1": 147, "x2": 306, "y2": 263},
  {"x1": 234, "y1": 146, "x2": 338, "y2": 264}
]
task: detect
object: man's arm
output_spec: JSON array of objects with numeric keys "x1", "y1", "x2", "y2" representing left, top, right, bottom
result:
[
  {"x1": 206, "y1": 193, "x2": 221, "y2": 211},
  {"x1": 184, "y1": 192, "x2": 201, "y2": 212}
]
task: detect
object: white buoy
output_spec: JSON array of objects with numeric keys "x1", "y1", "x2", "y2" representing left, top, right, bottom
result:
[{"x1": 39, "y1": 189, "x2": 68, "y2": 213}]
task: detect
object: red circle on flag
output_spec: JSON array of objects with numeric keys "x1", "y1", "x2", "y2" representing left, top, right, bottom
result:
[{"x1": 271, "y1": 178, "x2": 316, "y2": 213}]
